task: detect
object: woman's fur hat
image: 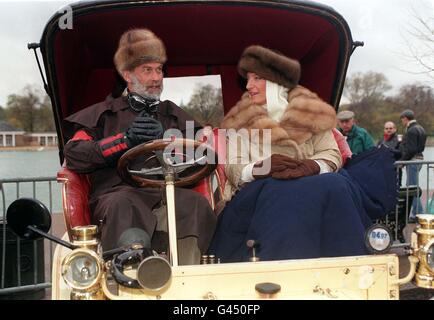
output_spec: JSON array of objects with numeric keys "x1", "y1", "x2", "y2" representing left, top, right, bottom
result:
[
  {"x1": 238, "y1": 45, "x2": 301, "y2": 90},
  {"x1": 114, "y1": 28, "x2": 167, "y2": 73}
]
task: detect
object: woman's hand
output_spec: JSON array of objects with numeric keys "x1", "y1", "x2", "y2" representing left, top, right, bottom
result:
[
  {"x1": 252, "y1": 154, "x2": 299, "y2": 179},
  {"x1": 272, "y1": 158, "x2": 320, "y2": 180},
  {"x1": 252, "y1": 154, "x2": 320, "y2": 180}
]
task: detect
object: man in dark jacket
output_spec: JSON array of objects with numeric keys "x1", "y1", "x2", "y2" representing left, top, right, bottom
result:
[
  {"x1": 377, "y1": 121, "x2": 402, "y2": 183},
  {"x1": 399, "y1": 109, "x2": 427, "y2": 218},
  {"x1": 377, "y1": 121, "x2": 400, "y2": 151},
  {"x1": 337, "y1": 110, "x2": 375, "y2": 155},
  {"x1": 63, "y1": 29, "x2": 216, "y2": 264}
]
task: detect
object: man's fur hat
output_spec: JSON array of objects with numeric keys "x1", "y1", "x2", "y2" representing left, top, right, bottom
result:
[
  {"x1": 114, "y1": 28, "x2": 167, "y2": 73},
  {"x1": 238, "y1": 45, "x2": 301, "y2": 90}
]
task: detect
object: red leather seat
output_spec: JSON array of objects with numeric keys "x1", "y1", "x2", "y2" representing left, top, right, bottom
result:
[{"x1": 57, "y1": 167, "x2": 92, "y2": 239}]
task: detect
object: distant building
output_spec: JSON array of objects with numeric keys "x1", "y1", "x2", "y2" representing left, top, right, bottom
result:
[
  {"x1": 0, "y1": 121, "x2": 57, "y2": 147},
  {"x1": 27, "y1": 132, "x2": 58, "y2": 146},
  {"x1": 0, "y1": 121, "x2": 25, "y2": 147}
]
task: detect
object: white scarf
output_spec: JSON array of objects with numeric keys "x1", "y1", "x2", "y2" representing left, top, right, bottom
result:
[{"x1": 265, "y1": 80, "x2": 289, "y2": 122}]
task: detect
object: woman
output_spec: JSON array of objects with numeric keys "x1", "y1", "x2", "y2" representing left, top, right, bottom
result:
[{"x1": 209, "y1": 45, "x2": 397, "y2": 262}]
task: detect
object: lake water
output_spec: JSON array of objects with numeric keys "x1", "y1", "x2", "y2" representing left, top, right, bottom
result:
[
  {"x1": 0, "y1": 149, "x2": 63, "y2": 215},
  {"x1": 1, "y1": 146, "x2": 434, "y2": 216}
]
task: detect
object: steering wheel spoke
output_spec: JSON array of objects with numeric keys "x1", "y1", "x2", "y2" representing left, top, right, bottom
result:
[
  {"x1": 118, "y1": 139, "x2": 217, "y2": 188},
  {"x1": 128, "y1": 166, "x2": 164, "y2": 177}
]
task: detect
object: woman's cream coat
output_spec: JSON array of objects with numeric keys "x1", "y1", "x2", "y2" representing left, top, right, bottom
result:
[{"x1": 222, "y1": 85, "x2": 342, "y2": 200}]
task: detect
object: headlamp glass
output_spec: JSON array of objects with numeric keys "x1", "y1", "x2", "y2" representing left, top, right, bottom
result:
[
  {"x1": 62, "y1": 250, "x2": 101, "y2": 289},
  {"x1": 365, "y1": 224, "x2": 392, "y2": 254}
]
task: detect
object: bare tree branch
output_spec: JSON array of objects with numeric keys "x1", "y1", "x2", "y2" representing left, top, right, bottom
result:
[{"x1": 400, "y1": 2, "x2": 434, "y2": 80}]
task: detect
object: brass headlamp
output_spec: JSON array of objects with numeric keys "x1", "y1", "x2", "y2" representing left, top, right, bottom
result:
[
  {"x1": 412, "y1": 214, "x2": 434, "y2": 288},
  {"x1": 61, "y1": 225, "x2": 106, "y2": 299}
]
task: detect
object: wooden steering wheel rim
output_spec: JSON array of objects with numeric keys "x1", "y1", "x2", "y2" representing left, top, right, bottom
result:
[{"x1": 117, "y1": 139, "x2": 217, "y2": 188}]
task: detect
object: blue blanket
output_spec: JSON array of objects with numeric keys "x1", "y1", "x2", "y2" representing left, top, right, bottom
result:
[{"x1": 209, "y1": 147, "x2": 398, "y2": 262}]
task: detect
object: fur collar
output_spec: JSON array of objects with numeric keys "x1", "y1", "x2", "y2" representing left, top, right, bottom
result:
[{"x1": 221, "y1": 86, "x2": 337, "y2": 147}]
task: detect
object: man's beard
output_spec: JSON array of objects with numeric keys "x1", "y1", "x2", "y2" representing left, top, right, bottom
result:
[{"x1": 130, "y1": 75, "x2": 163, "y2": 100}]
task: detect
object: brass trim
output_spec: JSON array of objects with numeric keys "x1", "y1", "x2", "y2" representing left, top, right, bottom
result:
[
  {"x1": 391, "y1": 255, "x2": 419, "y2": 286},
  {"x1": 58, "y1": 176, "x2": 74, "y2": 241},
  {"x1": 421, "y1": 238, "x2": 434, "y2": 274},
  {"x1": 72, "y1": 225, "x2": 98, "y2": 242}
]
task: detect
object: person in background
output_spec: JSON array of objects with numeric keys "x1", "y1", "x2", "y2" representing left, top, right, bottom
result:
[
  {"x1": 399, "y1": 109, "x2": 427, "y2": 219},
  {"x1": 377, "y1": 121, "x2": 400, "y2": 151},
  {"x1": 337, "y1": 110, "x2": 375, "y2": 155},
  {"x1": 377, "y1": 121, "x2": 402, "y2": 184}
]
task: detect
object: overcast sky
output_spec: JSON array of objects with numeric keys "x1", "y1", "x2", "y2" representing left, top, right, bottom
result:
[{"x1": 0, "y1": 0, "x2": 433, "y2": 107}]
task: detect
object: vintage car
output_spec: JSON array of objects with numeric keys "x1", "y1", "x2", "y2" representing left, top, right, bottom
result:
[{"x1": 6, "y1": 0, "x2": 434, "y2": 300}]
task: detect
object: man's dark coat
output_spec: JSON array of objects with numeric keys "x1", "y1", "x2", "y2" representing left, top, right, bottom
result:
[
  {"x1": 400, "y1": 121, "x2": 426, "y2": 160},
  {"x1": 63, "y1": 95, "x2": 216, "y2": 251}
]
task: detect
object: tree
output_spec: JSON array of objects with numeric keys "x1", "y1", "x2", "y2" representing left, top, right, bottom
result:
[
  {"x1": 343, "y1": 71, "x2": 392, "y2": 105},
  {"x1": 5, "y1": 86, "x2": 40, "y2": 132},
  {"x1": 392, "y1": 83, "x2": 434, "y2": 134},
  {"x1": 342, "y1": 71, "x2": 394, "y2": 141},
  {"x1": 402, "y1": 3, "x2": 434, "y2": 80},
  {"x1": 183, "y1": 84, "x2": 224, "y2": 127},
  {"x1": 34, "y1": 95, "x2": 56, "y2": 132},
  {"x1": 0, "y1": 105, "x2": 5, "y2": 121},
  {"x1": 394, "y1": 84, "x2": 433, "y2": 112},
  {"x1": 4, "y1": 85, "x2": 54, "y2": 132},
  {"x1": 341, "y1": 69, "x2": 434, "y2": 140}
]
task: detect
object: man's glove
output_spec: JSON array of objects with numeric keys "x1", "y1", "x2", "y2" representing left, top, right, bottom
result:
[
  {"x1": 125, "y1": 115, "x2": 164, "y2": 148},
  {"x1": 97, "y1": 114, "x2": 163, "y2": 167},
  {"x1": 272, "y1": 158, "x2": 320, "y2": 180},
  {"x1": 252, "y1": 154, "x2": 299, "y2": 179}
]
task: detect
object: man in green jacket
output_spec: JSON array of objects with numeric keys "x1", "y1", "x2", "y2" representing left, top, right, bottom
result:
[{"x1": 337, "y1": 110, "x2": 374, "y2": 155}]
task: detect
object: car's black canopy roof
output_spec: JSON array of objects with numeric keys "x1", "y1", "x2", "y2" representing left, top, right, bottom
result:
[{"x1": 37, "y1": 0, "x2": 356, "y2": 157}]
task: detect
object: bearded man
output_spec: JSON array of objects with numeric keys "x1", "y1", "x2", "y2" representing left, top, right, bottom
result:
[{"x1": 63, "y1": 28, "x2": 216, "y2": 264}]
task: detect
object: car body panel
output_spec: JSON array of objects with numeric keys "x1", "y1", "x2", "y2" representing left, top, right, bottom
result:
[{"x1": 51, "y1": 237, "x2": 400, "y2": 300}]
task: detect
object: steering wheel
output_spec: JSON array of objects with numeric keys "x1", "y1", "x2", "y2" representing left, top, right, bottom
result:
[{"x1": 117, "y1": 138, "x2": 217, "y2": 188}]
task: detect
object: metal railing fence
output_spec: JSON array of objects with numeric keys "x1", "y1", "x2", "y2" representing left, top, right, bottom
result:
[
  {"x1": 380, "y1": 160, "x2": 434, "y2": 247},
  {"x1": 0, "y1": 177, "x2": 59, "y2": 299}
]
